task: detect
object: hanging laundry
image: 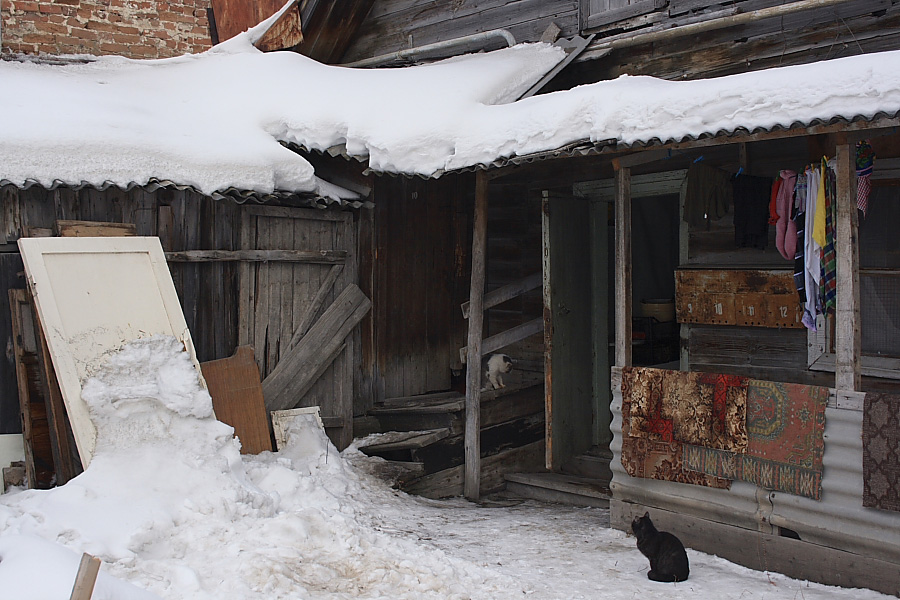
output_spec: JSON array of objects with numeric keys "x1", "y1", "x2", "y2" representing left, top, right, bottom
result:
[
  {"x1": 793, "y1": 173, "x2": 809, "y2": 313},
  {"x1": 775, "y1": 170, "x2": 797, "y2": 260},
  {"x1": 732, "y1": 173, "x2": 773, "y2": 249},
  {"x1": 768, "y1": 177, "x2": 781, "y2": 225},
  {"x1": 803, "y1": 164, "x2": 822, "y2": 330},
  {"x1": 681, "y1": 162, "x2": 733, "y2": 227},
  {"x1": 822, "y1": 160, "x2": 837, "y2": 315},
  {"x1": 856, "y1": 140, "x2": 876, "y2": 216},
  {"x1": 812, "y1": 157, "x2": 827, "y2": 248}
]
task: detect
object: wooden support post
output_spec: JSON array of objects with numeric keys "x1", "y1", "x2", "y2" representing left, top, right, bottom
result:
[
  {"x1": 834, "y1": 141, "x2": 861, "y2": 391},
  {"x1": 464, "y1": 171, "x2": 489, "y2": 501},
  {"x1": 69, "y1": 553, "x2": 101, "y2": 600},
  {"x1": 541, "y1": 190, "x2": 553, "y2": 470},
  {"x1": 613, "y1": 160, "x2": 632, "y2": 367}
]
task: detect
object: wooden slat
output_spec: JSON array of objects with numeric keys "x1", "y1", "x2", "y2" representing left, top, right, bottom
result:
[
  {"x1": 55, "y1": 220, "x2": 136, "y2": 237},
  {"x1": 262, "y1": 284, "x2": 371, "y2": 411},
  {"x1": 614, "y1": 164, "x2": 632, "y2": 367},
  {"x1": 464, "y1": 171, "x2": 489, "y2": 501},
  {"x1": 200, "y1": 346, "x2": 272, "y2": 455},
  {"x1": 288, "y1": 264, "x2": 343, "y2": 350},
  {"x1": 32, "y1": 301, "x2": 80, "y2": 485},
  {"x1": 68, "y1": 553, "x2": 101, "y2": 600},
  {"x1": 834, "y1": 141, "x2": 861, "y2": 391},
  {"x1": 165, "y1": 249, "x2": 347, "y2": 263},
  {"x1": 458, "y1": 317, "x2": 544, "y2": 364},
  {"x1": 461, "y1": 272, "x2": 542, "y2": 319}
]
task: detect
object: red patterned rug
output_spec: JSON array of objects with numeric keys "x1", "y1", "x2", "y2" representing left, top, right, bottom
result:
[
  {"x1": 674, "y1": 372, "x2": 749, "y2": 452},
  {"x1": 624, "y1": 366, "x2": 674, "y2": 442},
  {"x1": 621, "y1": 367, "x2": 730, "y2": 489},
  {"x1": 862, "y1": 392, "x2": 900, "y2": 512}
]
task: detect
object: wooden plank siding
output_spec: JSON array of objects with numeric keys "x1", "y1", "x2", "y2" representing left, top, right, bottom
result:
[
  {"x1": 557, "y1": 0, "x2": 900, "y2": 85},
  {"x1": 341, "y1": 0, "x2": 579, "y2": 64},
  {"x1": 1, "y1": 183, "x2": 365, "y2": 453},
  {"x1": 369, "y1": 174, "x2": 473, "y2": 402}
]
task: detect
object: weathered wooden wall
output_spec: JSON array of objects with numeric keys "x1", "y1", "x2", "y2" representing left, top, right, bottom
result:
[
  {"x1": 341, "y1": 0, "x2": 579, "y2": 64},
  {"x1": 557, "y1": 0, "x2": 900, "y2": 86},
  {"x1": 485, "y1": 183, "x2": 544, "y2": 373},
  {"x1": 0, "y1": 183, "x2": 364, "y2": 445},
  {"x1": 367, "y1": 173, "x2": 473, "y2": 402}
]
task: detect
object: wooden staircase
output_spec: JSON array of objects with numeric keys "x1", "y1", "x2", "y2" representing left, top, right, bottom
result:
[{"x1": 358, "y1": 379, "x2": 545, "y2": 499}]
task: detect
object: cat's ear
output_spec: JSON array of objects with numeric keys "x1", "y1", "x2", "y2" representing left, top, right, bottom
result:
[{"x1": 644, "y1": 511, "x2": 650, "y2": 518}]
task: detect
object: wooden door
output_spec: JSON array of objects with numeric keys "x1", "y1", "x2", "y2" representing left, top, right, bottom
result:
[{"x1": 238, "y1": 206, "x2": 358, "y2": 450}]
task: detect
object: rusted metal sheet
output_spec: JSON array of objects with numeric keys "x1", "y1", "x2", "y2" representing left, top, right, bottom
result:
[
  {"x1": 255, "y1": 0, "x2": 303, "y2": 52},
  {"x1": 676, "y1": 269, "x2": 803, "y2": 328},
  {"x1": 210, "y1": 0, "x2": 290, "y2": 44}
]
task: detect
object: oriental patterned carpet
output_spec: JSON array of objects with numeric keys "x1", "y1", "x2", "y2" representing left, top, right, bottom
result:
[
  {"x1": 862, "y1": 392, "x2": 900, "y2": 512},
  {"x1": 684, "y1": 380, "x2": 828, "y2": 500}
]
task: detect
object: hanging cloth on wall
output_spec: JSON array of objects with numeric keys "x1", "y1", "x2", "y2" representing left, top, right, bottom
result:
[
  {"x1": 732, "y1": 173, "x2": 773, "y2": 249},
  {"x1": 681, "y1": 162, "x2": 734, "y2": 227},
  {"x1": 862, "y1": 392, "x2": 900, "y2": 513},
  {"x1": 775, "y1": 170, "x2": 798, "y2": 260},
  {"x1": 856, "y1": 140, "x2": 876, "y2": 216}
]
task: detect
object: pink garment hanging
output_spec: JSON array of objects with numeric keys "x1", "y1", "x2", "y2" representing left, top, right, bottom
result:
[{"x1": 775, "y1": 170, "x2": 797, "y2": 260}]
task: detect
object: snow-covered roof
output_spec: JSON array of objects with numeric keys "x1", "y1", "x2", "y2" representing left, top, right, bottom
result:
[{"x1": 3, "y1": 10, "x2": 900, "y2": 203}]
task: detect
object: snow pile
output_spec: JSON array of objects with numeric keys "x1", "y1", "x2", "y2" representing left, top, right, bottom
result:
[
  {"x1": 0, "y1": 336, "x2": 519, "y2": 599},
  {"x1": 0, "y1": 336, "x2": 893, "y2": 599},
  {"x1": 4, "y1": 13, "x2": 900, "y2": 201}
]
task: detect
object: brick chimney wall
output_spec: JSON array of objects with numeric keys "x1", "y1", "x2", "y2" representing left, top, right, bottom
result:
[{"x1": 1, "y1": 0, "x2": 214, "y2": 59}]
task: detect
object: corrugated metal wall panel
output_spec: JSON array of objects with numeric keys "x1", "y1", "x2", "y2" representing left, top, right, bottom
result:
[{"x1": 610, "y1": 367, "x2": 900, "y2": 564}]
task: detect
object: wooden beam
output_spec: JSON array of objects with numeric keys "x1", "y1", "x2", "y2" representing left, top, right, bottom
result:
[
  {"x1": 834, "y1": 141, "x2": 861, "y2": 391},
  {"x1": 461, "y1": 272, "x2": 542, "y2": 319},
  {"x1": 464, "y1": 171, "x2": 489, "y2": 501},
  {"x1": 541, "y1": 191, "x2": 553, "y2": 470},
  {"x1": 287, "y1": 264, "x2": 343, "y2": 349},
  {"x1": 614, "y1": 165, "x2": 632, "y2": 367},
  {"x1": 165, "y1": 249, "x2": 347, "y2": 263},
  {"x1": 459, "y1": 318, "x2": 544, "y2": 364},
  {"x1": 68, "y1": 553, "x2": 101, "y2": 600},
  {"x1": 55, "y1": 220, "x2": 136, "y2": 237},
  {"x1": 611, "y1": 149, "x2": 672, "y2": 170},
  {"x1": 262, "y1": 284, "x2": 370, "y2": 411}
]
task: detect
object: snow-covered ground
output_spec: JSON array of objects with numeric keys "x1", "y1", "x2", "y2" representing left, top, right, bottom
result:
[{"x1": 0, "y1": 337, "x2": 891, "y2": 599}]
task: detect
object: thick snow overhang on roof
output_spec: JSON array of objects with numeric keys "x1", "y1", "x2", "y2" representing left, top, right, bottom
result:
[
  {"x1": 3, "y1": 2, "x2": 900, "y2": 198},
  {"x1": 0, "y1": 16, "x2": 566, "y2": 204}
]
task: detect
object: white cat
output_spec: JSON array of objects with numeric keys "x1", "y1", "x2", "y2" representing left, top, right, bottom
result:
[{"x1": 484, "y1": 353, "x2": 514, "y2": 390}]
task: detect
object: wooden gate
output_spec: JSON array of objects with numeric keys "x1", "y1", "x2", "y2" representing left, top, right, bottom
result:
[{"x1": 238, "y1": 206, "x2": 360, "y2": 450}]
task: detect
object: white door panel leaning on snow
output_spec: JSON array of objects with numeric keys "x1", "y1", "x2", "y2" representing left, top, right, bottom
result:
[{"x1": 17, "y1": 236, "x2": 206, "y2": 468}]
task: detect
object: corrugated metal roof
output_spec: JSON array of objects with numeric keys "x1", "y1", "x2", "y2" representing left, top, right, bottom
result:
[
  {"x1": 351, "y1": 111, "x2": 900, "y2": 179},
  {"x1": 1, "y1": 177, "x2": 372, "y2": 210}
]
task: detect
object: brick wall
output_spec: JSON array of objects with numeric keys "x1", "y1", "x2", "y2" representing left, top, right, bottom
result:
[{"x1": 1, "y1": 0, "x2": 213, "y2": 59}]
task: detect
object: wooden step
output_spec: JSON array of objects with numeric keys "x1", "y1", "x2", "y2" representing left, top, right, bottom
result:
[
  {"x1": 357, "y1": 429, "x2": 451, "y2": 462},
  {"x1": 369, "y1": 381, "x2": 543, "y2": 433},
  {"x1": 504, "y1": 472, "x2": 611, "y2": 508}
]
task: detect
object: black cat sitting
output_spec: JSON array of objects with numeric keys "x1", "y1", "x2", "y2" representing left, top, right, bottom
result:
[{"x1": 631, "y1": 512, "x2": 690, "y2": 583}]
